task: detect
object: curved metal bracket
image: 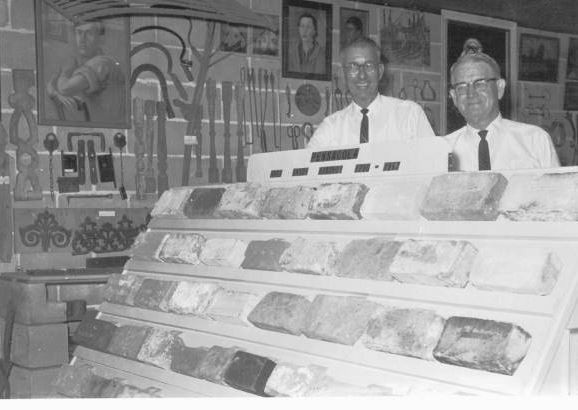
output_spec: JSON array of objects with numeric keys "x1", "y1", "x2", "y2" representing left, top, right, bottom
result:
[{"x1": 130, "y1": 64, "x2": 176, "y2": 119}]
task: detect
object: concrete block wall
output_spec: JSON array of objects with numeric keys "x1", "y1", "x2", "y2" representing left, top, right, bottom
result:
[{"x1": 0, "y1": 0, "x2": 577, "y2": 271}]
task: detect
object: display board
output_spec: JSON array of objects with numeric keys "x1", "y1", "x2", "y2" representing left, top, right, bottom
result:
[{"x1": 57, "y1": 148, "x2": 578, "y2": 397}]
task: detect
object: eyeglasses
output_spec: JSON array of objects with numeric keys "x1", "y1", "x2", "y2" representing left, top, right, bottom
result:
[
  {"x1": 451, "y1": 78, "x2": 498, "y2": 95},
  {"x1": 344, "y1": 61, "x2": 379, "y2": 76}
]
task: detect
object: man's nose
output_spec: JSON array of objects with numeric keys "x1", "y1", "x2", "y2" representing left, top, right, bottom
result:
[
  {"x1": 358, "y1": 66, "x2": 368, "y2": 80},
  {"x1": 466, "y1": 83, "x2": 477, "y2": 97}
]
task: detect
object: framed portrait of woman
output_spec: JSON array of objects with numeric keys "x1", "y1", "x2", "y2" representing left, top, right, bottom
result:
[
  {"x1": 282, "y1": 0, "x2": 332, "y2": 81},
  {"x1": 35, "y1": 0, "x2": 131, "y2": 129}
]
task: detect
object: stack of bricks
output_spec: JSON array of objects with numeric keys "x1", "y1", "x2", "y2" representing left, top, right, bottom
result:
[{"x1": 0, "y1": 272, "x2": 109, "y2": 398}]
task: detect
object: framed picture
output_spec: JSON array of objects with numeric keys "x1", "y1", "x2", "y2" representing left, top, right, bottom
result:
[
  {"x1": 252, "y1": 14, "x2": 279, "y2": 56},
  {"x1": 219, "y1": 22, "x2": 248, "y2": 53},
  {"x1": 380, "y1": 8, "x2": 430, "y2": 67},
  {"x1": 339, "y1": 7, "x2": 368, "y2": 50},
  {"x1": 34, "y1": 0, "x2": 131, "y2": 129},
  {"x1": 282, "y1": 0, "x2": 332, "y2": 81},
  {"x1": 564, "y1": 82, "x2": 578, "y2": 111},
  {"x1": 519, "y1": 33, "x2": 559, "y2": 83},
  {"x1": 566, "y1": 37, "x2": 578, "y2": 80}
]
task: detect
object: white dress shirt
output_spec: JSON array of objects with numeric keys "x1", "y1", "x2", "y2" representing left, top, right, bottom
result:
[
  {"x1": 444, "y1": 115, "x2": 560, "y2": 171},
  {"x1": 307, "y1": 94, "x2": 435, "y2": 149}
]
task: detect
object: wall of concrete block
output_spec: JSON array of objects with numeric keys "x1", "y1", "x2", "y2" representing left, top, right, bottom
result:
[{"x1": 0, "y1": 0, "x2": 577, "y2": 271}]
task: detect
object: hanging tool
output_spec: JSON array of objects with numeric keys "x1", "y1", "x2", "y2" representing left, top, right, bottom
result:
[
  {"x1": 42, "y1": 133, "x2": 59, "y2": 203},
  {"x1": 234, "y1": 81, "x2": 247, "y2": 182},
  {"x1": 302, "y1": 122, "x2": 314, "y2": 145},
  {"x1": 222, "y1": 81, "x2": 233, "y2": 183},
  {"x1": 144, "y1": 100, "x2": 157, "y2": 193},
  {"x1": 286, "y1": 84, "x2": 292, "y2": 119},
  {"x1": 240, "y1": 67, "x2": 249, "y2": 145},
  {"x1": 287, "y1": 125, "x2": 300, "y2": 150},
  {"x1": 86, "y1": 140, "x2": 98, "y2": 185},
  {"x1": 194, "y1": 104, "x2": 204, "y2": 178},
  {"x1": 325, "y1": 86, "x2": 331, "y2": 117},
  {"x1": 277, "y1": 69, "x2": 282, "y2": 150},
  {"x1": 259, "y1": 69, "x2": 269, "y2": 152},
  {"x1": 206, "y1": 78, "x2": 219, "y2": 183},
  {"x1": 77, "y1": 140, "x2": 86, "y2": 186},
  {"x1": 270, "y1": 71, "x2": 280, "y2": 150},
  {"x1": 334, "y1": 75, "x2": 343, "y2": 111},
  {"x1": 156, "y1": 101, "x2": 169, "y2": 197},
  {"x1": 113, "y1": 132, "x2": 128, "y2": 200},
  {"x1": 97, "y1": 148, "x2": 116, "y2": 187},
  {"x1": 250, "y1": 67, "x2": 259, "y2": 148}
]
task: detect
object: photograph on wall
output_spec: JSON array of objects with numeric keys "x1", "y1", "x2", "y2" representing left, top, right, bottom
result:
[
  {"x1": 380, "y1": 8, "x2": 430, "y2": 67},
  {"x1": 339, "y1": 8, "x2": 369, "y2": 49},
  {"x1": 282, "y1": 0, "x2": 332, "y2": 81},
  {"x1": 219, "y1": 22, "x2": 248, "y2": 53},
  {"x1": 35, "y1": 0, "x2": 131, "y2": 129},
  {"x1": 519, "y1": 33, "x2": 559, "y2": 82},
  {"x1": 566, "y1": 37, "x2": 578, "y2": 80},
  {"x1": 564, "y1": 82, "x2": 578, "y2": 111},
  {"x1": 252, "y1": 14, "x2": 279, "y2": 56}
]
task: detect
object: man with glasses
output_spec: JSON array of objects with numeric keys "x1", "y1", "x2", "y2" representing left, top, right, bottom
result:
[
  {"x1": 445, "y1": 38, "x2": 559, "y2": 171},
  {"x1": 307, "y1": 37, "x2": 435, "y2": 148}
]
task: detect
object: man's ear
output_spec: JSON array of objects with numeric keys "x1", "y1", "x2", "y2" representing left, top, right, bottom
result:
[
  {"x1": 449, "y1": 89, "x2": 458, "y2": 107},
  {"x1": 496, "y1": 78, "x2": 506, "y2": 100},
  {"x1": 378, "y1": 63, "x2": 385, "y2": 81}
]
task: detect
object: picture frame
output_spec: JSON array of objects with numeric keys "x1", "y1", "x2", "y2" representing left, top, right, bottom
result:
[
  {"x1": 219, "y1": 22, "x2": 248, "y2": 54},
  {"x1": 339, "y1": 7, "x2": 369, "y2": 50},
  {"x1": 564, "y1": 82, "x2": 578, "y2": 111},
  {"x1": 282, "y1": 0, "x2": 332, "y2": 81},
  {"x1": 34, "y1": 0, "x2": 131, "y2": 129},
  {"x1": 519, "y1": 33, "x2": 559, "y2": 83},
  {"x1": 566, "y1": 37, "x2": 578, "y2": 80},
  {"x1": 252, "y1": 13, "x2": 279, "y2": 57}
]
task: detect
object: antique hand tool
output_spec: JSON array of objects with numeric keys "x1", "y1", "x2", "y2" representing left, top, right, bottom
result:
[
  {"x1": 67, "y1": 132, "x2": 105, "y2": 152},
  {"x1": 77, "y1": 139, "x2": 86, "y2": 186},
  {"x1": 113, "y1": 132, "x2": 128, "y2": 200},
  {"x1": 270, "y1": 71, "x2": 280, "y2": 150},
  {"x1": 286, "y1": 84, "x2": 292, "y2": 118},
  {"x1": 325, "y1": 86, "x2": 330, "y2": 117},
  {"x1": 156, "y1": 101, "x2": 169, "y2": 197},
  {"x1": 248, "y1": 67, "x2": 258, "y2": 146},
  {"x1": 194, "y1": 104, "x2": 204, "y2": 178},
  {"x1": 222, "y1": 81, "x2": 233, "y2": 183},
  {"x1": 287, "y1": 125, "x2": 300, "y2": 150},
  {"x1": 132, "y1": 98, "x2": 146, "y2": 199},
  {"x1": 234, "y1": 81, "x2": 247, "y2": 182},
  {"x1": 206, "y1": 78, "x2": 219, "y2": 183},
  {"x1": 302, "y1": 122, "x2": 314, "y2": 145},
  {"x1": 97, "y1": 148, "x2": 116, "y2": 188},
  {"x1": 86, "y1": 140, "x2": 98, "y2": 185},
  {"x1": 239, "y1": 67, "x2": 249, "y2": 145},
  {"x1": 43, "y1": 132, "x2": 59, "y2": 203},
  {"x1": 333, "y1": 75, "x2": 343, "y2": 111},
  {"x1": 144, "y1": 100, "x2": 157, "y2": 194},
  {"x1": 259, "y1": 69, "x2": 269, "y2": 152}
]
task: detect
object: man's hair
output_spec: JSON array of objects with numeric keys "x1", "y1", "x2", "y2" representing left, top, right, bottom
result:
[
  {"x1": 74, "y1": 20, "x2": 105, "y2": 36},
  {"x1": 450, "y1": 38, "x2": 501, "y2": 80},
  {"x1": 340, "y1": 36, "x2": 380, "y2": 61},
  {"x1": 297, "y1": 13, "x2": 318, "y2": 36},
  {"x1": 345, "y1": 16, "x2": 363, "y2": 32}
]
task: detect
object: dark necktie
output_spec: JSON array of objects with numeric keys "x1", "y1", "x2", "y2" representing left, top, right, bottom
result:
[
  {"x1": 478, "y1": 130, "x2": 491, "y2": 171},
  {"x1": 360, "y1": 108, "x2": 369, "y2": 143}
]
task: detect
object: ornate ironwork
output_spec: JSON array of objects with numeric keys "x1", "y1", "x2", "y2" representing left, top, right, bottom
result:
[
  {"x1": 19, "y1": 210, "x2": 72, "y2": 252},
  {"x1": 72, "y1": 214, "x2": 148, "y2": 255}
]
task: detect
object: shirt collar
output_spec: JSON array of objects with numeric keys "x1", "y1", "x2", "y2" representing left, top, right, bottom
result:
[
  {"x1": 352, "y1": 94, "x2": 380, "y2": 113},
  {"x1": 465, "y1": 113, "x2": 502, "y2": 136}
]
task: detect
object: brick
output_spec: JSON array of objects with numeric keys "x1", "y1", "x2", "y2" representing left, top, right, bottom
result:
[
  {"x1": 241, "y1": 239, "x2": 291, "y2": 271},
  {"x1": 303, "y1": 295, "x2": 381, "y2": 345},
  {"x1": 72, "y1": 315, "x2": 117, "y2": 352},
  {"x1": 10, "y1": 0, "x2": 34, "y2": 30},
  {"x1": 214, "y1": 183, "x2": 268, "y2": 219},
  {"x1": 196, "y1": 345, "x2": 239, "y2": 384},
  {"x1": 0, "y1": 280, "x2": 66, "y2": 324},
  {"x1": 183, "y1": 187, "x2": 226, "y2": 218},
  {"x1": 53, "y1": 363, "x2": 94, "y2": 398},
  {"x1": 279, "y1": 237, "x2": 339, "y2": 276},
  {"x1": 433, "y1": 317, "x2": 532, "y2": 375},
  {"x1": 157, "y1": 233, "x2": 206, "y2": 264},
  {"x1": 307, "y1": 183, "x2": 369, "y2": 220},
  {"x1": 130, "y1": 231, "x2": 166, "y2": 261},
  {"x1": 248, "y1": 292, "x2": 311, "y2": 335},
  {"x1": 133, "y1": 278, "x2": 177, "y2": 311},
  {"x1": 103, "y1": 273, "x2": 143, "y2": 305},
  {"x1": 107, "y1": 325, "x2": 152, "y2": 360},
  {"x1": 0, "y1": 319, "x2": 68, "y2": 367},
  {"x1": 199, "y1": 238, "x2": 248, "y2": 268},
  {"x1": 137, "y1": 328, "x2": 180, "y2": 369},
  {"x1": 0, "y1": 31, "x2": 36, "y2": 69},
  {"x1": 264, "y1": 363, "x2": 327, "y2": 397},
  {"x1": 420, "y1": 172, "x2": 508, "y2": 221},
  {"x1": 151, "y1": 187, "x2": 194, "y2": 216},
  {"x1": 166, "y1": 281, "x2": 221, "y2": 315},
  {"x1": 334, "y1": 238, "x2": 401, "y2": 281},
  {"x1": 170, "y1": 342, "x2": 209, "y2": 378},
  {"x1": 205, "y1": 289, "x2": 260, "y2": 326},
  {"x1": 10, "y1": 364, "x2": 62, "y2": 398},
  {"x1": 223, "y1": 351, "x2": 277, "y2": 396},
  {"x1": 260, "y1": 186, "x2": 315, "y2": 219}
]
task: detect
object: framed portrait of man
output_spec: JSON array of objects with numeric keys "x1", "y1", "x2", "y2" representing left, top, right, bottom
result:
[
  {"x1": 340, "y1": 8, "x2": 368, "y2": 50},
  {"x1": 282, "y1": 0, "x2": 332, "y2": 81},
  {"x1": 566, "y1": 38, "x2": 578, "y2": 80},
  {"x1": 35, "y1": 0, "x2": 131, "y2": 129}
]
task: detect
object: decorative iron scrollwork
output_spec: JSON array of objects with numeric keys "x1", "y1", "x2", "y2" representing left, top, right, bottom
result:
[
  {"x1": 19, "y1": 209, "x2": 72, "y2": 251},
  {"x1": 71, "y1": 214, "x2": 147, "y2": 255}
]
